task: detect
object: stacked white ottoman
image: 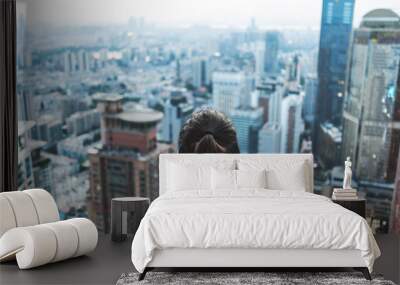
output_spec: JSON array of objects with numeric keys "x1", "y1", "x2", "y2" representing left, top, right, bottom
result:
[{"x1": 0, "y1": 189, "x2": 98, "y2": 269}]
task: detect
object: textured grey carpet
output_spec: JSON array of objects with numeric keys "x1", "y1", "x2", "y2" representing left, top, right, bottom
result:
[{"x1": 116, "y1": 272, "x2": 396, "y2": 285}]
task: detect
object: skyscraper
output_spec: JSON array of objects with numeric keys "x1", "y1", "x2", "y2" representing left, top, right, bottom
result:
[
  {"x1": 341, "y1": 9, "x2": 400, "y2": 232},
  {"x1": 256, "y1": 79, "x2": 284, "y2": 125},
  {"x1": 159, "y1": 91, "x2": 194, "y2": 146},
  {"x1": 316, "y1": 0, "x2": 355, "y2": 127},
  {"x1": 303, "y1": 75, "x2": 318, "y2": 126},
  {"x1": 254, "y1": 43, "x2": 265, "y2": 80},
  {"x1": 281, "y1": 95, "x2": 304, "y2": 153},
  {"x1": 231, "y1": 106, "x2": 263, "y2": 153},
  {"x1": 258, "y1": 122, "x2": 281, "y2": 153},
  {"x1": 213, "y1": 70, "x2": 250, "y2": 116},
  {"x1": 264, "y1": 32, "x2": 280, "y2": 75},
  {"x1": 342, "y1": 9, "x2": 400, "y2": 183},
  {"x1": 88, "y1": 94, "x2": 173, "y2": 232},
  {"x1": 192, "y1": 58, "x2": 211, "y2": 89}
]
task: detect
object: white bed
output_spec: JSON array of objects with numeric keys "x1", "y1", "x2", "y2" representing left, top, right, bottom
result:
[{"x1": 131, "y1": 154, "x2": 380, "y2": 280}]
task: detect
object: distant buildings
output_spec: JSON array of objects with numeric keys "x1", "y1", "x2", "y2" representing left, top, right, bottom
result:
[
  {"x1": 254, "y1": 43, "x2": 265, "y2": 80},
  {"x1": 303, "y1": 75, "x2": 318, "y2": 127},
  {"x1": 31, "y1": 115, "x2": 63, "y2": 150},
  {"x1": 57, "y1": 130, "x2": 100, "y2": 162},
  {"x1": 264, "y1": 32, "x2": 280, "y2": 75},
  {"x1": 64, "y1": 50, "x2": 90, "y2": 73},
  {"x1": 88, "y1": 94, "x2": 173, "y2": 232},
  {"x1": 17, "y1": 121, "x2": 52, "y2": 193},
  {"x1": 256, "y1": 78, "x2": 284, "y2": 124},
  {"x1": 231, "y1": 106, "x2": 263, "y2": 153},
  {"x1": 159, "y1": 92, "x2": 194, "y2": 146},
  {"x1": 316, "y1": 0, "x2": 354, "y2": 126},
  {"x1": 258, "y1": 122, "x2": 281, "y2": 153},
  {"x1": 280, "y1": 94, "x2": 303, "y2": 153},
  {"x1": 192, "y1": 58, "x2": 211, "y2": 89},
  {"x1": 287, "y1": 54, "x2": 301, "y2": 83},
  {"x1": 66, "y1": 109, "x2": 101, "y2": 136},
  {"x1": 213, "y1": 71, "x2": 252, "y2": 115},
  {"x1": 17, "y1": 121, "x2": 40, "y2": 190},
  {"x1": 341, "y1": 9, "x2": 400, "y2": 233}
]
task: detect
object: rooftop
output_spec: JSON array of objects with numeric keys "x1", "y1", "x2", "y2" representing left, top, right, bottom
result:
[
  {"x1": 114, "y1": 109, "x2": 163, "y2": 124},
  {"x1": 92, "y1": 93, "x2": 123, "y2": 103},
  {"x1": 361, "y1": 9, "x2": 400, "y2": 29}
]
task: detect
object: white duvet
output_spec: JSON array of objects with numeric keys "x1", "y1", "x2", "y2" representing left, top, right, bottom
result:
[{"x1": 131, "y1": 190, "x2": 380, "y2": 273}]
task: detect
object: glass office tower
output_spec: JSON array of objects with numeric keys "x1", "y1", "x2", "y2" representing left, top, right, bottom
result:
[
  {"x1": 316, "y1": 0, "x2": 355, "y2": 126},
  {"x1": 342, "y1": 9, "x2": 400, "y2": 231},
  {"x1": 314, "y1": 0, "x2": 355, "y2": 166}
]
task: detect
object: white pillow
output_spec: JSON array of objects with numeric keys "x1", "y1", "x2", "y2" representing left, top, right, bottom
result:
[
  {"x1": 211, "y1": 168, "x2": 237, "y2": 190},
  {"x1": 266, "y1": 163, "x2": 306, "y2": 191},
  {"x1": 211, "y1": 169, "x2": 267, "y2": 190},
  {"x1": 167, "y1": 162, "x2": 211, "y2": 191},
  {"x1": 237, "y1": 159, "x2": 307, "y2": 191},
  {"x1": 236, "y1": 169, "x2": 267, "y2": 189}
]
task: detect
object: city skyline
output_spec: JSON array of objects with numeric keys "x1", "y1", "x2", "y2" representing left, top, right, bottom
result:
[
  {"x1": 22, "y1": 0, "x2": 400, "y2": 30},
  {"x1": 15, "y1": 0, "x2": 400, "y2": 234}
]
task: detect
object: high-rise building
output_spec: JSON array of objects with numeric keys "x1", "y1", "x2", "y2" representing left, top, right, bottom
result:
[
  {"x1": 17, "y1": 121, "x2": 52, "y2": 193},
  {"x1": 303, "y1": 75, "x2": 318, "y2": 126},
  {"x1": 264, "y1": 32, "x2": 280, "y2": 75},
  {"x1": 316, "y1": 0, "x2": 354, "y2": 127},
  {"x1": 77, "y1": 50, "x2": 90, "y2": 72},
  {"x1": 342, "y1": 10, "x2": 400, "y2": 233},
  {"x1": 317, "y1": 122, "x2": 342, "y2": 169},
  {"x1": 64, "y1": 51, "x2": 77, "y2": 73},
  {"x1": 159, "y1": 92, "x2": 194, "y2": 146},
  {"x1": 176, "y1": 59, "x2": 181, "y2": 82},
  {"x1": 213, "y1": 71, "x2": 250, "y2": 115},
  {"x1": 31, "y1": 115, "x2": 63, "y2": 151},
  {"x1": 258, "y1": 122, "x2": 281, "y2": 153},
  {"x1": 281, "y1": 95, "x2": 304, "y2": 153},
  {"x1": 17, "y1": 121, "x2": 38, "y2": 190},
  {"x1": 17, "y1": 85, "x2": 33, "y2": 121},
  {"x1": 88, "y1": 94, "x2": 173, "y2": 232},
  {"x1": 342, "y1": 9, "x2": 400, "y2": 183},
  {"x1": 192, "y1": 58, "x2": 211, "y2": 89},
  {"x1": 231, "y1": 106, "x2": 263, "y2": 153},
  {"x1": 254, "y1": 43, "x2": 265, "y2": 80},
  {"x1": 288, "y1": 54, "x2": 301, "y2": 83},
  {"x1": 256, "y1": 78, "x2": 284, "y2": 125},
  {"x1": 66, "y1": 109, "x2": 101, "y2": 136}
]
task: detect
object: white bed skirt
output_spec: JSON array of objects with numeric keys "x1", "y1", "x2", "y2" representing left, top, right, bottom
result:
[{"x1": 148, "y1": 248, "x2": 366, "y2": 268}]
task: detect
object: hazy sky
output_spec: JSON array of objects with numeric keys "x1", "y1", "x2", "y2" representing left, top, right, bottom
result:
[{"x1": 24, "y1": 0, "x2": 400, "y2": 29}]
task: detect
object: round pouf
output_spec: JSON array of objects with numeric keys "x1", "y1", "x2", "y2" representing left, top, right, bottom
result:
[{"x1": 111, "y1": 197, "x2": 149, "y2": 242}]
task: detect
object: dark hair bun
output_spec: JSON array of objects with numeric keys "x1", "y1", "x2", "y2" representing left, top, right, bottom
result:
[{"x1": 178, "y1": 108, "x2": 240, "y2": 153}]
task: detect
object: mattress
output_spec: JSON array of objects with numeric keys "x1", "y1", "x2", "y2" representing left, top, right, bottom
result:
[{"x1": 131, "y1": 190, "x2": 380, "y2": 273}]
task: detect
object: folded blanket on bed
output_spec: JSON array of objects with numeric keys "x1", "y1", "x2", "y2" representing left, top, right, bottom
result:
[{"x1": 131, "y1": 190, "x2": 380, "y2": 273}]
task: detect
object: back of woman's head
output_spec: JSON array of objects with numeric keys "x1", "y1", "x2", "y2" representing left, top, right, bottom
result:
[{"x1": 178, "y1": 109, "x2": 240, "y2": 153}]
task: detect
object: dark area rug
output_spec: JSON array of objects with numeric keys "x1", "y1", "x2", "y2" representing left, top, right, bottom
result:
[{"x1": 116, "y1": 271, "x2": 396, "y2": 285}]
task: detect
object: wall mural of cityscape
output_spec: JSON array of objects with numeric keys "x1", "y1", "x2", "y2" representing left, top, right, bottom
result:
[{"x1": 16, "y1": 0, "x2": 400, "y2": 235}]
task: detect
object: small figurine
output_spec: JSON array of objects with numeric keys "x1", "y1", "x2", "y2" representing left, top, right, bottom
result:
[{"x1": 343, "y1": 157, "x2": 352, "y2": 190}]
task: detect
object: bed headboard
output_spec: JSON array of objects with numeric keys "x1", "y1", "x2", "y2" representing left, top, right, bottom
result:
[{"x1": 159, "y1": 153, "x2": 314, "y2": 195}]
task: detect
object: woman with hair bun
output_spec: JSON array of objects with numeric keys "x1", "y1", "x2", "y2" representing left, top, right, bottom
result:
[{"x1": 178, "y1": 108, "x2": 240, "y2": 154}]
